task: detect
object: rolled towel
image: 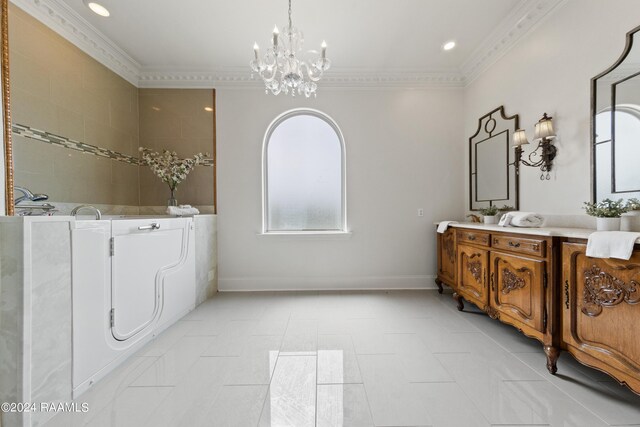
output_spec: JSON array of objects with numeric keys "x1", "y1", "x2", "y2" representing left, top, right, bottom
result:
[
  {"x1": 166, "y1": 205, "x2": 200, "y2": 216},
  {"x1": 437, "y1": 221, "x2": 458, "y2": 234},
  {"x1": 586, "y1": 231, "x2": 640, "y2": 260},
  {"x1": 509, "y1": 212, "x2": 544, "y2": 228}
]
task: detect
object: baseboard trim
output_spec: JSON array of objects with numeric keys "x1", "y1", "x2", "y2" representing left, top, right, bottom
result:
[{"x1": 218, "y1": 275, "x2": 437, "y2": 292}]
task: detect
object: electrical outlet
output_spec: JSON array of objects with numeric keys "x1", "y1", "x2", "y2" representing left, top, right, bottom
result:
[{"x1": 417, "y1": 208, "x2": 424, "y2": 217}]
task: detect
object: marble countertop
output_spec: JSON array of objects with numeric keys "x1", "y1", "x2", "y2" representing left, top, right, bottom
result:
[{"x1": 438, "y1": 222, "x2": 640, "y2": 243}]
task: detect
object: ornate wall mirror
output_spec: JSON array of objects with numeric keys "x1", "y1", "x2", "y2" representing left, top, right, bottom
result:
[
  {"x1": 469, "y1": 106, "x2": 520, "y2": 211},
  {"x1": 1, "y1": 0, "x2": 12, "y2": 215},
  {"x1": 592, "y1": 24, "x2": 640, "y2": 203}
]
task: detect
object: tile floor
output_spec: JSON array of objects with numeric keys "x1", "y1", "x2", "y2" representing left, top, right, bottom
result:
[{"x1": 46, "y1": 290, "x2": 640, "y2": 427}]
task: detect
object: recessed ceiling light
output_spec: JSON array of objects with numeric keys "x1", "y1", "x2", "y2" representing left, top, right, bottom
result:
[
  {"x1": 204, "y1": 107, "x2": 213, "y2": 112},
  {"x1": 442, "y1": 41, "x2": 456, "y2": 51},
  {"x1": 151, "y1": 106, "x2": 161, "y2": 111},
  {"x1": 83, "y1": 0, "x2": 110, "y2": 17}
]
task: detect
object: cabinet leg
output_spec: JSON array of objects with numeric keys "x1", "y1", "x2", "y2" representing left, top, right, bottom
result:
[
  {"x1": 543, "y1": 346, "x2": 560, "y2": 375},
  {"x1": 452, "y1": 292, "x2": 464, "y2": 311},
  {"x1": 435, "y1": 278, "x2": 444, "y2": 294}
]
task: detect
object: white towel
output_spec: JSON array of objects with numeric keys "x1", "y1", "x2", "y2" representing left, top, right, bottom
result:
[
  {"x1": 166, "y1": 205, "x2": 200, "y2": 216},
  {"x1": 437, "y1": 221, "x2": 458, "y2": 234},
  {"x1": 586, "y1": 231, "x2": 640, "y2": 260},
  {"x1": 509, "y1": 212, "x2": 545, "y2": 228}
]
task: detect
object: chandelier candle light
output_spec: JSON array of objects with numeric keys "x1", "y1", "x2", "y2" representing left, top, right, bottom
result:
[{"x1": 250, "y1": 0, "x2": 331, "y2": 98}]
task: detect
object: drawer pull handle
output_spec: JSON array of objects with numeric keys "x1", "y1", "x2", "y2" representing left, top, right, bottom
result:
[
  {"x1": 564, "y1": 280, "x2": 570, "y2": 309},
  {"x1": 139, "y1": 222, "x2": 160, "y2": 231},
  {"x1": 468, "y1": 235, "x2": 476, "y2": 241},
  {"x1": 508, "y1": 241, "x2": 521, "y2": 248}
]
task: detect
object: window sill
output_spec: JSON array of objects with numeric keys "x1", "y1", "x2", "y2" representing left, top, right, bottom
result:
[{"x1": 257, "y1": 231, "x2": 353, "y2": 240}]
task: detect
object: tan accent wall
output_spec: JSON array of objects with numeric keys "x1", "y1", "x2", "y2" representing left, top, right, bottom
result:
[
  {"x1": 139, "y1": 89, "x2": 214, "y2": 207},
  {"x1": 9, "y1": 4, "x2": 139, "y2": 206}
]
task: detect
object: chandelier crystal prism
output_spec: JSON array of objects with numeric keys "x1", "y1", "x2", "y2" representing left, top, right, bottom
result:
[{"x1": 250, "y1": 0, "x2": 331, "y2": 98}]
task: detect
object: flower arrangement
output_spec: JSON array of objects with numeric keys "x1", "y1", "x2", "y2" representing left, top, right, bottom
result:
[
  {"x1": 139, "y1": 147, "x2": 209, "y2": 204},
  {"x1": 626, "y1": 198, "x2": 640, "y2": 211},
  {"x1": 479, "y1": 205, "x2": 499, "y2": 216},
  {"x1": 583, "y1": 198, "x2": 628, "y2": 218}
]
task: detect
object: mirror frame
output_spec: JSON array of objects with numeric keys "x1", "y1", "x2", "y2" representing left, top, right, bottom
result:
[
  {"x1": 1, "y1": 0, "x2": 13, "y2": 215},
  {"x1": 591, "y1": 24, "x2": 640, "y2": 203},
  {"x1": 469, "y1": 105, "x2": 520, "y2": 211}
]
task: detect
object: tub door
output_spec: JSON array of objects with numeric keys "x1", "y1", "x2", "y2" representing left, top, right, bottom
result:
[{"x1": 110, "y1": 219, "x2": 186, "y2": 341}]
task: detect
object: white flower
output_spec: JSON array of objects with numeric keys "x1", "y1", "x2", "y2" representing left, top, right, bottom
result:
[{"x1": 139, "y1": 147, "x2": 209, "y2": 191}]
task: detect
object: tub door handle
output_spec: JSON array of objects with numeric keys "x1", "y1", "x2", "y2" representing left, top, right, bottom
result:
[{"x1": 138, "y1": 223, "x2": 160, "y2": 231}]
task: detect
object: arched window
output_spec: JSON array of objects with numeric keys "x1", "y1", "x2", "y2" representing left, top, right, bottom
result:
[{"x1": 262, "y1": 109, "x2": 346, "y2": 233}]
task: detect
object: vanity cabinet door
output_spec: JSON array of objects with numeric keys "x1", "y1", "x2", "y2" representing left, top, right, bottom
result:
[
  {"x1": 437, "y1": 228, "x2": 457, "y2": 286},
  {"x1": 457, "y1": 244, "x2": 489, "y2": 309},
  {"x1": 489, "y1": 251, "x2": 546, "y2": 335},
  {"x1": 562, "y1": 243, "x2": 640, "y2": 392}
]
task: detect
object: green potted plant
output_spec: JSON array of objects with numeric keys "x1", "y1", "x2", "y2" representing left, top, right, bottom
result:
[
  {"x1": 622, "y1": 198, "x2": 640, "y2": 231},
  {"x1": 479, "y1": 205, "x2": 500, "y2": 224},
  {"x1": 583, "y1": 198, "x2": 628, "y2": 231}
]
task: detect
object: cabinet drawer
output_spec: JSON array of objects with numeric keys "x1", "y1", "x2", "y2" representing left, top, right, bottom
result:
[
  {"x1": 457, "y1": 230, "x2": 490, "y2": 247},
  {"x1": 492, "y1": 235, "x2": 546, "y2": 257}
]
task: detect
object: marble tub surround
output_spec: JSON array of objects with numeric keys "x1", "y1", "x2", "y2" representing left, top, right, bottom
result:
[
  {"x1": 139, "y1": 205, "x2": 216, "y2": 216},
  {"x1": 0, "y1": 220, "x2": 25, "y2": 427},
  {"x1": 29, "y1": 222, "x2": 72, "y2": 427},
  {"x1": 195, "y1": 215, "x2": 218, "y2": 304},
  {"x1": 40, "y1": 204, "x2": 215, "y2": 216},
  {"x1": 0, "y1": 217, "x2": 73, "y2": 427},
  {"x1": 0, "y1": 214, "x2": 217, "y2": 427}
]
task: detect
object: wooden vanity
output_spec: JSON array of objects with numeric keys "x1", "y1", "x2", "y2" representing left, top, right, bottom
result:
[{"x1": 436, "y1": 224, "x2": 640, "y2": 395}]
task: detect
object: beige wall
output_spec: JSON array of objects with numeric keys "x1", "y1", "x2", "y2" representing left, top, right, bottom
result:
[
  {"x1": 9, "y1": 4, "x2": 140, "y2": 206},
  {"x1": 139, "y1": 89, "x2": 215, "y2": 207}
]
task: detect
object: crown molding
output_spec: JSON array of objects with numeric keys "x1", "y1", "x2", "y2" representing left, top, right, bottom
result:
[
  {"x1": 461, "y1": 0, "x2": 567, "y2": 85},
  {"x1": 138, "y1": 68, "x2": 467, "y2": 89},
  {"x1": 10, "y1": 0, "x2": 141, "y2": 85},
  {"x1": 11, "y1": 0, "x2": 565, "y2": 89}
]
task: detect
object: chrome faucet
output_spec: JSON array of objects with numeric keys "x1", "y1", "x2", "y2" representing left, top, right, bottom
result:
[
  {"x1": 14, "y1": 186, "x2": 49, "y2": 204},
  {"x1": 71, "y1": 205, "x2": 102, "y2": 220}
]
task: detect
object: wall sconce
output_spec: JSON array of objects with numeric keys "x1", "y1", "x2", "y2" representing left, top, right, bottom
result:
[{"x1": 514, "y1": 113, "x2": 558, "y2": 180}]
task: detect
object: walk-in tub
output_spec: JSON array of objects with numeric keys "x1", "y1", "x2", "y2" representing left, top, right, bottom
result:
[{"x1": 71, "y1": 216, "x2": 195, "y2": 397}]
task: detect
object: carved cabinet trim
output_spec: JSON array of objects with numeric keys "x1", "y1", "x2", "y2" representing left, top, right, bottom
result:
[
  {"x1": 582, "y1": 265, "x2": 640, "y2": 317},
  {"x1": 457, "y1": 244, "x2": 489, "y2": 309},
  {"x1": 562, "y1": 243, "x2": 640, "y2": 394},
  {"x1": 490, "y1": 252, "x2": 546, "y2": 335},
  {"x1": 436, "y1": 228, "x2": 457, "y2": 288}
]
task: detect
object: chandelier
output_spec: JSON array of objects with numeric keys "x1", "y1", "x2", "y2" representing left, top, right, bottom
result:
[{"x1": 250, "y1": 0, "x2": 331, "y2": 98}]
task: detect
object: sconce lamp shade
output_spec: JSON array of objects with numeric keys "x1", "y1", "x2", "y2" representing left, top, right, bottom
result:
[
  {"x1": 534, "y1": 113, "x2": 556, "y2": 141},
  {"x1": 513, "y1": 129, "x2": 529, "y2": 146}
]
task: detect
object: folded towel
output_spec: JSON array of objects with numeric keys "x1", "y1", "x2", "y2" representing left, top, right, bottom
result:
[
  {"x1": 437, "y1": 221, "x2": 458, "y2": 234},
  {"x1": 586, "y1": 231, "x2": 640, "y2": 260},
  {"x1": 509, "y1": 212, "x2": 544, "y2": 228},
  {"x1": 166, "y1": 205, "x2": 200, "y2": 216}
]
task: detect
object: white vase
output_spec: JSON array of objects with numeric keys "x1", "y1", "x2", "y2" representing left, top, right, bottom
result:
[
  {"x1": 484, "y1": 215, "x2": 497, "y2": 225},
  {"x1": 596, "y1": 217, "x2": 621, "y2": 231},
  {"x1": 621, "y1": 211, "x2": 640, "y2": 231}
]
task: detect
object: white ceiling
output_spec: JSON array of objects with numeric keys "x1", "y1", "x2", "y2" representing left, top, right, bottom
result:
[{"x1": 11, "y1": 0, "x2": 566, "y2": 87}]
